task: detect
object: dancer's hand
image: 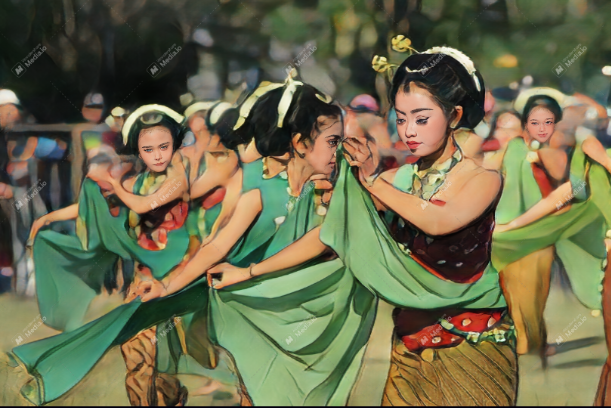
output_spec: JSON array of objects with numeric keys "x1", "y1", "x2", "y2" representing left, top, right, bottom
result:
[
  {"x1": 139, "y1": 280, "x2": 168, "y2": 302},
  {"x1": 29, "y1": 215, "x2": 51, "y2": 244},
  {"x1": 207, "y1": 263, "x2": 252, "y2": 289},
  {"x1": 343, "y1": 135, "x2": 380, "y2": 184},
  {"x1": 0, "y1": 182, "x2": 13, "y2": 199},
  {"x1": 309, "y1": 174, "x2": 334, "y2": 205},
  {"x1": 309, "y1": 174, "x2": 333, "y2": 190},
  {"x1": 494, "y1": 222, "x2": 516, "y2": 233},
  {"x1": 87, "y1": 163, "x2": 113, "y2": 184}
]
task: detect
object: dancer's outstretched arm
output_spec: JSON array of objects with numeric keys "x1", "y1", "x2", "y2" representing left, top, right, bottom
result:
[
  {"x1": 203, "y1": 167, "x2": 243, "y2": 245},
  {"x1": 495, "y1": 182, "x2": 572, "y2": 233},
  {"x1": 582, "y1": 136, "x2": 611, "y2": 174},
  {"x1": 29, "y1": 203, "x2": 79, "y2": 242},
  {"x1": 190, "y1": 151, "x2": 239, "y2": 200},
  {"x1": 139, "y1": 189, "x2": 262, "y2": 301},
  {"x1": 208, "y1": 225, "x2": 330, "y2": 289}
]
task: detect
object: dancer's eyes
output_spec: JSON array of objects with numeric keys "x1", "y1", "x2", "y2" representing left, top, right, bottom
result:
[
  {"x1": 396, "y1": 118, "x2": 405, "y2": 125},
  {"x1": 327, "y1": 137, "x2": 340, "y2": 147},
  {"x1": 416, "y1": 117, "x2": 429, "y2": 125}
]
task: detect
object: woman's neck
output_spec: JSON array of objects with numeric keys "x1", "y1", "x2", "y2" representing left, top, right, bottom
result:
[
  {"x1": 264, "y1": 156, "x2": 288, "y2": 178},
  {"x1": 418, "y1": 132, "x2": 457, "y2": 171},
  {"x1": 287, "y1": 157, "x2": 313, "y2": 197}
]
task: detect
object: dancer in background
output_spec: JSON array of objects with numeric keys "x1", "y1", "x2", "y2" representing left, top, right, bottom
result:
[
  {"x1": 596, "y1": 148, "x2": 611, "y2": 406},
  {"x1": 22, "y1": 105, "x2": 195, "y2": 405},
  {"x1": 493, "y1": 93, "x2": 611, "y2": 366}
]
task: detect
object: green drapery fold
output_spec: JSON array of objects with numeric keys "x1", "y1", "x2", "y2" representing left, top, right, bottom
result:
[
  {"x1": 320, "y1": 154, "x2": 507, "y2": 310},
  {"x1": 33, "y1": 177, "x2": 190, "y2": 332}
]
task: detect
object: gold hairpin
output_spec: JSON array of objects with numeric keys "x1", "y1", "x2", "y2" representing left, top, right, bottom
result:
[
  {"x1": 316, "y1": 93, "x2": 333, "y2": 103},
  {"x1": 391, "y1": 35, "x2": 418, "y2": 54}
]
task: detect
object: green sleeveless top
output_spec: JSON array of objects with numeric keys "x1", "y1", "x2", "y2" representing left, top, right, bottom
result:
[{"x1": 34, "y1": 163, "x2": 190, "y2": 332}]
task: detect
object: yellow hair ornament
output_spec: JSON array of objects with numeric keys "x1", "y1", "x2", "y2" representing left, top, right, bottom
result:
[
  {"x1": 391, "y1": 35, "x2": 416, "y2": 53},
  {"x1": 316, "y1": 93, "x2": 333, "y2": 103},
  {"x1": 233, "y1": 81, "x2": 284, "y2": 130},
  {"x1": 372, "y1": 55, "x2": 396, "y2": 73}
]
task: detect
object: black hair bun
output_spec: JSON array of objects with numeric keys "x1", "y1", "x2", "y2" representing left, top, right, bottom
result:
[{"x1": 229, "y1": 83, "x2": 341, "y2": 157}]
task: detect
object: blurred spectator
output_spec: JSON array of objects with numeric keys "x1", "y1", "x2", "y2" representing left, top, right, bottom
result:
[
  {"x1": 0, "y1": 89, "x2": 47, "y2": 295},
  {"x1": 346, "y1": 94, "x2": 402, "y2": 169},
  {"x1": 481, "y1": 110, "x2": 523, "y2": 170},
  {"x1": 70, "y1": 92, "x2": 109, "y2": 198}
]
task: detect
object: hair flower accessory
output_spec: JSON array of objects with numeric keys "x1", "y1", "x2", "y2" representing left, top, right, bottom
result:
[
  {"x1": 422, "y1": 46, "x2": 481, "y2": 92},
  {"x1": 391, "y1": 35, "x2": 416, "y2": 53},
  {"x1": 372, "y1": 55, "x2": 394, "y2": 73}
]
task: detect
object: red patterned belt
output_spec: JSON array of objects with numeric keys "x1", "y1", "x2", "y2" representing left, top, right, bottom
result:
[{"x1": 401, "y1": 311, "x2": 504, "y2": 352}]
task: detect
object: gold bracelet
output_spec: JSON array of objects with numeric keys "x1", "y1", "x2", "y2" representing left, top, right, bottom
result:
[{"x1": 249, "y1": 263, "x2": 256, "y2": 277}]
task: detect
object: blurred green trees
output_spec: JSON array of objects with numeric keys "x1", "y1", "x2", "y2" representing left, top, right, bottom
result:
[{"x1": 0, "y1": 0, "x2": 609, "y2": 123}]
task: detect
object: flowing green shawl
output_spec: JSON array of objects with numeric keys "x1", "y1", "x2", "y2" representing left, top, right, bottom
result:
[
  {"x1": 12, "y1": 159, "x2": 377, "y2": 406},
  {"x1": 492, "y1": 138, "x2": 611, "y2": 310},
  {"x1": 320, "y1": 153, "x2": 507, "y2": 310},
  {"x1": 33, "y1": 174, "x2": 190, "y2": 332}
]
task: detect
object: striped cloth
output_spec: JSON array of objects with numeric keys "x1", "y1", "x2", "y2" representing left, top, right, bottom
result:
[{"x1": 382, "y1": 332, "x2": 518, "y2": 406}]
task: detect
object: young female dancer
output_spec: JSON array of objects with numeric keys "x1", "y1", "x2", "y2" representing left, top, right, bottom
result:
[
  {"x1": 15, "y1": 105, "x2": 204, "y2": 406},
  {"x1": 211, "y1": 45, "x2": 517, "y2": 405},
  {"x1": 491, "y1": 94, "x2": 611, "y2": 366}
]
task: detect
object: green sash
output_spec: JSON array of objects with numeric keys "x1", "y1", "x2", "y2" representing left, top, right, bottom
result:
[{"x1": 320, "y1": 154, "x2": 507, "y2": 310}]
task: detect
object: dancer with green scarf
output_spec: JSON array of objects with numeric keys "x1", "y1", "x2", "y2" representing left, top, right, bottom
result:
[
  {"x1": 491, "y1": 94, "x2": 611, "y2": 367},
  {"x1": 16, "y1": 105, "x2": 207, "y2": 406}
]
